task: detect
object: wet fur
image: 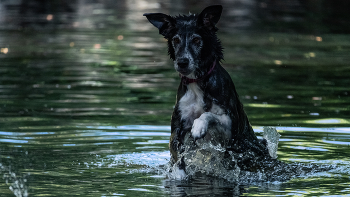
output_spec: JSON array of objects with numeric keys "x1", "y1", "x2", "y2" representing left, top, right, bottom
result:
[{"x1": 144, "y1": 5, "x2": 263, "y2": 166}]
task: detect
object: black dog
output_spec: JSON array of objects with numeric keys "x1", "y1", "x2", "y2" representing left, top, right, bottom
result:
[{"x1": 144, "y1": 5, "x2": 268, "y2": 173}]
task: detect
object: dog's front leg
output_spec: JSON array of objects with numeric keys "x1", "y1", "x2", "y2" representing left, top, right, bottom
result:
[
  {"x1": 191, "y1": 112, "x2": 232, "y2": 141},
  {"x1": 170, "y1": 106, "x2": 188, "y2": 162}
]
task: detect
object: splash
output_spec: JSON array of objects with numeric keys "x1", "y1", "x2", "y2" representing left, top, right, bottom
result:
[
  {"x1": 263, "y1": 126, "x2": 280, "y2": 159},
  {"x1": 83, "y1": 125, "x2": 338, "y2": 183},
  {"x1": 167, "y1": 133, "x2": 240, "y2": 182},
  {"x1": 164, "y1": 126, "x2": 334, "y2": 183},
  {"x1": 0, "y1": 163, "x2": 28, "y2": 197}
]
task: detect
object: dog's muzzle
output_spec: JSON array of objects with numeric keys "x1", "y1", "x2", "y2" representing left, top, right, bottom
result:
[
  {"x1": 180, "y1": 60, "x2": 216, "y2": 85},
  {"x1": 176, "y1": 58, "x2": 192, "y2": 75}
]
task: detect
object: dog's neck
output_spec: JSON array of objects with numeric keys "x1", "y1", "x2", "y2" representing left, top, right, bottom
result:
[{"x1": 180, "y1": 61, "x2": 216, "y2": 85}]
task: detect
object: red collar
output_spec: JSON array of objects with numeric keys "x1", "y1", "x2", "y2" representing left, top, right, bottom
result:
[{"x1": 180, "y1": 61, "x2": 216, "y2": 85}]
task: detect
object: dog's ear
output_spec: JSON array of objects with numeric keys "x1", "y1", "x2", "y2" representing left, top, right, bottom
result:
[
  {"x1": 143, "y1": 13, "x2": 176, "y2": 37},
  {"x1": 197, "y1": 5, "x2": 222, "y2": 31}
]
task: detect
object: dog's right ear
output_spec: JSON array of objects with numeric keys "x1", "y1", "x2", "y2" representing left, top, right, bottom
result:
[
  {"x1": 197, "y1": 5, "x2": 223, "y2": 31},
  {"x1": 143, "y1": 13, "x2": 176, "y2": 38}
]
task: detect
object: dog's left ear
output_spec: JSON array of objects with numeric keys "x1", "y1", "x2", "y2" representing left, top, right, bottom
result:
[
  {"x1": 143, "y1": 13, "x2": 176, "y2": 38},
  {"x1": 197, "y1": 5, "x2": 223, "y2": 31}
]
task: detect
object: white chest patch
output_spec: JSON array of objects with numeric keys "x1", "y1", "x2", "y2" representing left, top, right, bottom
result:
[{"x1": 178, "y1": 83, "x2": 205, "y2": 129}]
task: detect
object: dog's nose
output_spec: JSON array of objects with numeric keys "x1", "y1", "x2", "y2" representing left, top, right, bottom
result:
[{"x1": 177, "y1": 58, "x2": 189, "y2": 69}]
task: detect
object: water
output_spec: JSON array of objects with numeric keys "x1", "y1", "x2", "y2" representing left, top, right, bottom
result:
[{"x1": 1, "y1": 1, "x2": 350, "y2": 196}]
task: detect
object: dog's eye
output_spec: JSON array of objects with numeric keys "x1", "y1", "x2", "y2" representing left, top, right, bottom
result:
[
  {"x1": 192, "y1": 37, "x2": 200, "y2": 44},
  {"x1": 173, "y1": 37, "x2": 180, "y2": 44}
]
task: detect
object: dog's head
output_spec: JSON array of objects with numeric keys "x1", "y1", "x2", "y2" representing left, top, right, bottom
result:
[{"x1": 144, "y1": 5, "x2": 223, "y2": 79}]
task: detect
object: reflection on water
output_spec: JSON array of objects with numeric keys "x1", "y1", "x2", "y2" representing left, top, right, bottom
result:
[{"x1": 0, "y1": 0, "x2": 350, "y2": 196}]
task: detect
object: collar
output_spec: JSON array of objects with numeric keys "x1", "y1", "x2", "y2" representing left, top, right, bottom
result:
[{"x1": 180, "y1": 60, "x2": 216, "y2": 85}]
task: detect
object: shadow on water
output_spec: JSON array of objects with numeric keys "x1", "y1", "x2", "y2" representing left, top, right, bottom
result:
[{"x1": 0, "y1": 0, "x2": 350, "y2": 196}]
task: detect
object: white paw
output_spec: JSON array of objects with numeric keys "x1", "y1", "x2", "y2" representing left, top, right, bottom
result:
[{"x1": 191, "y1": 117, "x2": 208, "y2": 140}]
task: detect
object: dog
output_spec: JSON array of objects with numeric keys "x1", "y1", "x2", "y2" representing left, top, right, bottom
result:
[{"x1": 144, "y1": 5, "x2": 269, "y2": 178}]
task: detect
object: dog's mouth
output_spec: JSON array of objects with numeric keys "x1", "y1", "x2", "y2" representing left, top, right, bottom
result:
[{"x1": 176, "y1": 68, "x2": 193, "y2": 77}]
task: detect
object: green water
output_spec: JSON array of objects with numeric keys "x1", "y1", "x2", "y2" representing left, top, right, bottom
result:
[{"x1": 1, "y1": 1, "x2": 350, "y2": 196}]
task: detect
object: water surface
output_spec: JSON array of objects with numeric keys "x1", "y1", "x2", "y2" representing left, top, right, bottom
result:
[{"x1": 0, "y1": 1, "x2": 350, "y2": 196}]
